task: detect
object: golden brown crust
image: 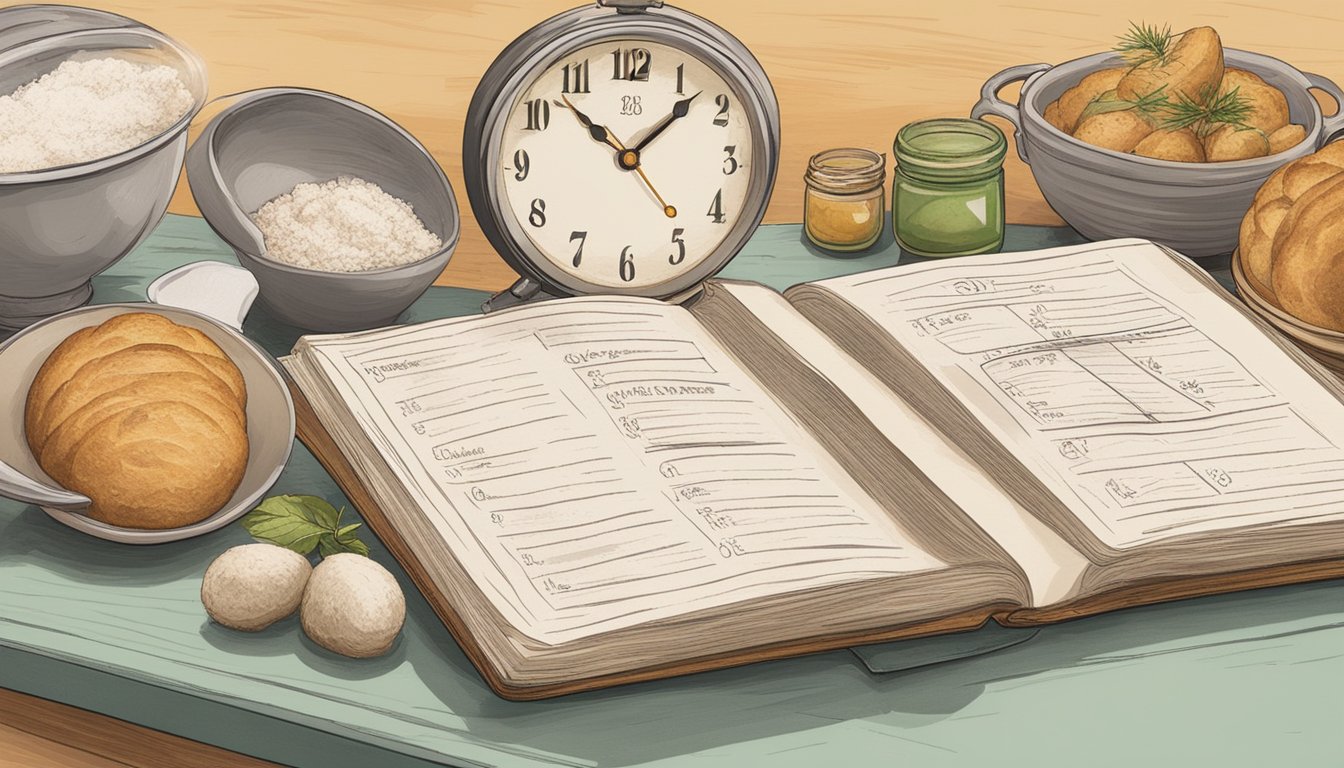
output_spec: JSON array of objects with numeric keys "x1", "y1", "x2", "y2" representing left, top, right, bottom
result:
[
  {"x1": 57, "y1": 401, "x2": 249, "y2": 529},
  {"x1": 23, "y1": 312, "x2": 251, "y2": 530},
  {"x1": 39, "y1": 375, "x2": 246, "y2": 477},
  {"x1": 31, "y1": 343, "x2": 241, "y2": 451},
  {"x1": 1238, "y1": 143, "x2": 1344, "y2": 307},
  {"x1": 1271, "y1": 175, "x2": 1344, "y2": 330}
]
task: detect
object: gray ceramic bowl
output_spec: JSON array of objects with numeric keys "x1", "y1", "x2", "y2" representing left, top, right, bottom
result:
[
  {"x1": 0, "y1": 303, "x2": 294, "y2": 544},
  {"x1": 972, "y1": 49, "x2": 1344, "y2": 257},
  {"x1": 186, "y1": 88, "x2": 460, "y2": 332},
  {"x1": 0, "y1": 7, "x2": 208, "y2": 331}
]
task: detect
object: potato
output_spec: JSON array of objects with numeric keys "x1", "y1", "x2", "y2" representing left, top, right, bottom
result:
[
  {"x1": 1055, "y1": 68, "x2": 1126, "y2": 133},
  {"x1": 1268, "y1": 124, "x2": 1307, "y2": 154},
  {"x1": 1221, "y1": 69, "x2": 1290, "y2": 134},
  {"x1": 1204, "y1": 124, "x2": 1269, "y2": 162},
  {"x1": 1073, "y1": 109, "x2": 1156, "y2": 153},
  {"x1": 1043, "y1": 101, "x2": 1069, "y2": 133},
  {"x1": 1133, "y1": 128, "x2": 1205, "y2": 162},
  {"x1": 1117, "y1": 26, "x2": 1224, "y2": 102}
]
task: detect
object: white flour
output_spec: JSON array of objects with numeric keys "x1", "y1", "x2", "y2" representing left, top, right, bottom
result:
[
  {"x1": 0, "y1": 57, "x2": 193, "y2": 173},
  {"x1": 252, "y1": 176, "x2": 443, "y2": 272}
]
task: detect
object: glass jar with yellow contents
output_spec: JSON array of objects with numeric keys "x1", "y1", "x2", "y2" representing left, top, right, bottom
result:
[
  {"x1": 893, "y1": 118, "x2": 1006, "y2": 257},
  {"x1": 803, "y1": 148, "x2": 886, "y2": 253}
]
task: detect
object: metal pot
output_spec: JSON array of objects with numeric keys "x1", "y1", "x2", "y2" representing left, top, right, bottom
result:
[{"x1": 972, "y1": 49, "x2": 1344, "y2": 257}]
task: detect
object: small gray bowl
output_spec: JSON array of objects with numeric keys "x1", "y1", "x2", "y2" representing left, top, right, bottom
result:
[
  {"x1": 0, "y1": 7, "x2": 208, "y2": 331},
  {"x1": 186, "y1": 87, "x2": 460, "y2": 332},
  {"x1": 972, "y1": 49, "x2": 1344, "y2": 257}
]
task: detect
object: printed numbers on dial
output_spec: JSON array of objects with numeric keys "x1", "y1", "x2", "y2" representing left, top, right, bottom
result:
[{"x1": 500, "y1": 39, "x2": 754, "y2": 289}]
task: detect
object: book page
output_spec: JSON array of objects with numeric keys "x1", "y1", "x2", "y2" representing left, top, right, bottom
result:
[
  {"x1": 812, "y1": 240, "x2": 1344, "y2": 550},
  {"x1": 719, "y1": 281, "x2": 1089, "y2": 606},
  {"x1": 295, "y1": 296, "x2": 944, "y2": 644}
]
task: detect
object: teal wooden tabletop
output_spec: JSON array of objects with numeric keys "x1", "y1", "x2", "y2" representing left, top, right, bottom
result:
[{"x1": 0, "y1": 215, "x2": 1338, "y2": 768}]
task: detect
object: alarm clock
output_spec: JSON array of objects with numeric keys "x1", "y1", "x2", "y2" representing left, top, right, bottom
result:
[{"x1": 463, "y1": 0, "x2": 780, "y2": 311}]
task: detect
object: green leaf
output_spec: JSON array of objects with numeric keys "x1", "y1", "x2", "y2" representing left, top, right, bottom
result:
[
  {"x1": 241, "y1": 495, "x2": 370, "y2": 557},
  {"x1": 241, "y1": 507, "x2": 327, "y2": 554}
]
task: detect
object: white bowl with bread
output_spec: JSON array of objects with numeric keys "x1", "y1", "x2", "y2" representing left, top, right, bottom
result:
[
  {"x1": 0, "y1": 304, "x2": 294, "y2": 543},
  {"x1": 1233, "y1": 140, "x2": 1344, "y2": 377}
]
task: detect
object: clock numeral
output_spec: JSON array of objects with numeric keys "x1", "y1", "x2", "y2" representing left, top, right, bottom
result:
[
  {"x1": 675, "y1": 63, "x2": 685, "y2": 95},
  {"x1": 707, "y1": 190, "x2": 726, "y2": 224},
  {"x1": 524, "y1": 99, "x2": 550, "y2": 131},
  {"x1": 513, "y1": 149, "x2": 530, "y2": 182},
  {"x1": 528, "y1": 199, "x2": 546, "y2": 228},
  {"x1": 611, "y1": 48, "x2": 651, "y2": 82},
  {"x1": 669, "y1": 228, "x2": 687, "y2": 265},
  {"x1": 722, "y1": 145, "x2": 738, "y2": 175},
  {"x1": 561, "y1": 60, "x2": 590, "y2": 94},
  {"x1": 713, "y1": 94, "x2": 730, "y2": 127},
  {"x1": 619, "y1": 246, "x2": 636, "y2": 282},
  {"x1": 569, "y1": 230, "x2": 587, "y2": 267}
]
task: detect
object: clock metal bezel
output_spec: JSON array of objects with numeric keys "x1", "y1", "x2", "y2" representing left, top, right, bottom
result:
[{"x1": 463, "y1": 4, "x2": 780, "y2": 301}]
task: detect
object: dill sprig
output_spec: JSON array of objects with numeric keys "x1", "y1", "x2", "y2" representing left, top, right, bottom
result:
[
  {"x1": 1160, "y1": 85, "x2": 1253, "y2": 136},
  {"x1": 1128, "y1": 86, "x2": 1172, "y2": 116},
  {"x1": 1115, "y1": 22, "x2": 1173, "y2": 66}
]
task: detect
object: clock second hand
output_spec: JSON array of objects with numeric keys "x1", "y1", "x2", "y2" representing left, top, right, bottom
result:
[{"x1": 555, "y1": 95, "x2": 677, "y2": 218}]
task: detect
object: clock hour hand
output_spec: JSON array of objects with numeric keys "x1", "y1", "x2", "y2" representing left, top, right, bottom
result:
[
  {"x1": 632, "y1": 91, "x2": 702, "y2": 153},
  {"x1": 555, "y1": 95, "x2": 626, "y2": 155}
]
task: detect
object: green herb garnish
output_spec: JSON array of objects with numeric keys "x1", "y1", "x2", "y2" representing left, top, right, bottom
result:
[
  {"x1": 1115, "y1": 21, "x2": 1173, "y2": 66},
  {"x1": 1078, "y1": 86, "x2": 1170, "y2": 123},
  {"x1": 1160, "y1": 85, "x2": 1253, "y2": 136},
  {"x1": 241, "y1": 494, "x2": 370, "y2": 557}
]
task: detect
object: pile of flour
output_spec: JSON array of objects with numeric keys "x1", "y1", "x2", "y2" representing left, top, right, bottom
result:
[
  {"x1": 0, "y1": 57, "x2": 193, "y2": 173},
  {"x1": 252, "y1": 176, "x2": 443, "y2": 272}
]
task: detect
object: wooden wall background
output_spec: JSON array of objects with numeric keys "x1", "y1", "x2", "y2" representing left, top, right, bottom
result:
[{"x1": 72, "y1": 0, "x2": 1344, "y2": 291}]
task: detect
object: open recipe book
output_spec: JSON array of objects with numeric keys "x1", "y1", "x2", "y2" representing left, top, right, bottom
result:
[{"x1": 282, "y1": 239, "x2": 1344, "y2": 699}]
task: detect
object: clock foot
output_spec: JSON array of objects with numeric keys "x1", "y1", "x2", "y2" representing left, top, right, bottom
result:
[{"x1": 482, "y1": 277, "x2": 561, "y2": 313}]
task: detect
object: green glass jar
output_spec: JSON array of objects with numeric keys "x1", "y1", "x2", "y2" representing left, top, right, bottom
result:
[{"x1": 893, "y1": 118, "x2": 1006, "y2": 257}]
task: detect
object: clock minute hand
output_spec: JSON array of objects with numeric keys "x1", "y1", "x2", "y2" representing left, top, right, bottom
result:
[{"x1": 632, "y1": 91, "x2": 702, "y2": 153}]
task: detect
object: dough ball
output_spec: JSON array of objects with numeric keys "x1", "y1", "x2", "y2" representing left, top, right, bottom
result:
[
  {"x1": 202, "y1": 544, "x2": 312, "y2": 632},
  {"x1": 301, "y1": 553, "x2": 406, "y2": 659}
]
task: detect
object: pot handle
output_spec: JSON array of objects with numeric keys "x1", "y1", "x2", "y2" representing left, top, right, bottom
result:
[
  {"x1": 1304, "y1": 71, "x2": 1344, "y2": 144},
  {"x1": 971, "y1": 63, "x2": 1051, "y2": 164}
]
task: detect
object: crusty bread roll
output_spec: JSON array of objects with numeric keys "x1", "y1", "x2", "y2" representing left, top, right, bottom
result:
[
  {"x1": 1270, "y1": 175, "x2": 1344, "y2": 329},
  {"x1": 1238, "y1": 142, "x2": 1344, "y2": 306},
  {"x1": 23, "y1": 313, "x2": 249, "y2": 529}
]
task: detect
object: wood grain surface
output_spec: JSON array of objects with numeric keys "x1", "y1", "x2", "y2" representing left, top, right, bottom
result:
[
  {"x1": 0, "y1": 687, "x2": 277, "y2": 768},
  {"x1": 65, "y1": 0, "x2": 1344, "y2": 292},
  {"x1": 4, "y1": 1, "x2": 1344, "y2": 765}
]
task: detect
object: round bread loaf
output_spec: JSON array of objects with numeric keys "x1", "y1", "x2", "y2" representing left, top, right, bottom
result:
[
  {"x1": 1238, "y1": 141, "x2": 1344, "y2": 306},
  {"x1": 23, "y1": 313, "x2": 250, "y2": 529},
  {"x1": 1270, "y1": 174, "x2": 1344, "y2": 329}
]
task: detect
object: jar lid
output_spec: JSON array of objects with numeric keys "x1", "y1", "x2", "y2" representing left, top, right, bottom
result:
[
  {"x1": 805, "y1": 148, "x2": 886, "y2": 193},
  {"x1": 895, "y1": 118, "x2": 1006, "y2": 180}
]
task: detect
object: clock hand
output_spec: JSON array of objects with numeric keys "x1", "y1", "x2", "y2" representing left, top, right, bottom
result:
[
  {"x1": 554, "y1": 96, "x2": 676, "y2": 218},
  {"x1": 632, "y1": 91, "x2": 702, "y2": 153},
  {"x1": 556, "y1": 95, "x2": 627, "y2": 156},
  {"x1": 631, "y1": 165, "x2": 677, "y2": 218}
]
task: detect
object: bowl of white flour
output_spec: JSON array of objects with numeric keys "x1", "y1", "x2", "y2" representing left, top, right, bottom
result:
[
  {"x1": 186, "y1": 88, "x2": 459, "y2": 332},
  {"x1": 0, "y1": 6, "x2": 207, "y2": 331}
]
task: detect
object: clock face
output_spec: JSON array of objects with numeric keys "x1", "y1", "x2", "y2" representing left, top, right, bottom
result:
[{"x1": 497, "y1": 39, "x2": 755, "y2": 291}]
